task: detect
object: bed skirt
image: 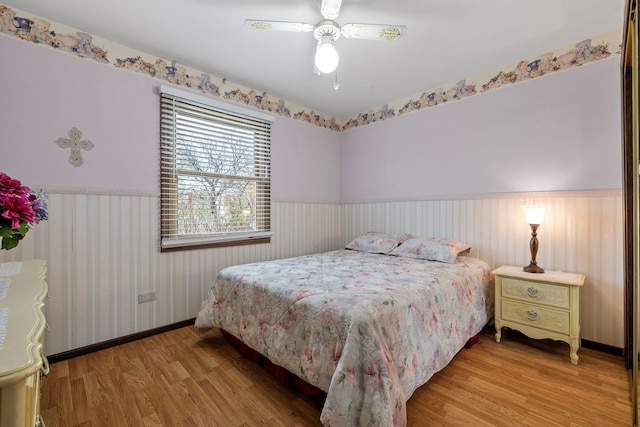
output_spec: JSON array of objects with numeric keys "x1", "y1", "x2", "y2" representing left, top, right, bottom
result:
[
  {"x1": 221, "y1": 329, "x2": 325, "y2": 396},
  {"x1": 221, "y1": 329, "x2": 481, "y2": 398}
]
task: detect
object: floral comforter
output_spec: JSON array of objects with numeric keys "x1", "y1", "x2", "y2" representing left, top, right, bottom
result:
[{"x1": 195, "y1": 249, "x2": 493, "y2": 426}]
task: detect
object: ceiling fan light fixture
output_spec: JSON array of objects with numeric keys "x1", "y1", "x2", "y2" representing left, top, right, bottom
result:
[
  {"x1": 314, "y1": 35, "x2": 339, "y2": 74},
  {"x1": 246, "y1": 1, "x2": 406, "y2": 78}
]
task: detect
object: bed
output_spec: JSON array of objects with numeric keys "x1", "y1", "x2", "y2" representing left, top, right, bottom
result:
[{"x1": 195, "y1": 232, "x2": 494, "y2": 426}]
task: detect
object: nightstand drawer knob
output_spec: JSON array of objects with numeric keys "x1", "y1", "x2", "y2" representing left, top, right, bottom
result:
[
  {"x1": 526, "y1": 286, "x2": 540, "y2": 298},
  {"x1": 525, "y1": 310, "x2": 540, "y2": 321}
]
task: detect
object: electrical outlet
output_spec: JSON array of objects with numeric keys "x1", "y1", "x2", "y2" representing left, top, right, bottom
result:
[{"x1": 137, "y1": 291, "x2": 157, "y2": 304}]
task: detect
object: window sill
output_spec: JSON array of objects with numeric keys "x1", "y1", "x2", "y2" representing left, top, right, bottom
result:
[{"x1": 161, "y1": 234, "x2": 271, "y2": 252}]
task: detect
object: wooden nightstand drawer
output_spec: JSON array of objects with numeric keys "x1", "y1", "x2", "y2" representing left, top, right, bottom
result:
[
  {"x1": 493, "y1": 265, "x2": 584, "y2": 364},
  {"x1": 502, "y1": 277, "x2": 570, "y2": 309},
  {"x1": 501, "y1": 300, "x2": 570, "y2": 334}
]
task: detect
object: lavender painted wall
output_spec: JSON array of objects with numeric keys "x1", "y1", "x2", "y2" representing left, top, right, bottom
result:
[
  {"x1": 0, "y1": 35, "x2": 342, "y2": 202},
  {"x1": 1, "y1": 31, "x2": 622, "y2": 204},
  {"x1": 340, "y1": 57, "x2": 622, "y2": 203},
  {"x1": 271, "y1": 118, "x2": 341, "y2": 203},
  {"x1": 1, "y1": 35, "x2": 158, "y2": 192}
]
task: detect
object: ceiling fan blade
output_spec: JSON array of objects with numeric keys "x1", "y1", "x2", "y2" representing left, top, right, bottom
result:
[
  {"x1": 320, "y1": 0, "x2": 342, "y2": 20},
  {"x1": 341, "y1": 23, "x2": 407, "y2": 41},
  {"x1": 244, "y1": 19, "x2": 313, "y2": 33}
]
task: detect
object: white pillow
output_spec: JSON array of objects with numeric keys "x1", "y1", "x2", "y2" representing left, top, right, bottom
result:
[
  {"x1": 345, "y1": 231, "x2": 413, "y2": 254},
  {"x1": 388, "y1": 237, "x2": 470, "y2": 263}
]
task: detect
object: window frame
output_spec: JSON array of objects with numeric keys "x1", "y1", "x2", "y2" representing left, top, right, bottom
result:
[{"x1": 159, "y1": 85, "x2": 274, "y2": 251}]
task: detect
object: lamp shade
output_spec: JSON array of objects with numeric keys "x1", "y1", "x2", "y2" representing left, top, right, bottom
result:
[
  {"x1": 315, "y1": 36, "x2": 339, "y2": 73},
  {"x1": 521, "y1": 205, "x2": 546, "y2": 225}
]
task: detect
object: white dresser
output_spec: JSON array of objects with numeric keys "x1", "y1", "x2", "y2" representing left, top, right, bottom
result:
[
  {"x1": 0, "y1": 260, "x2": 48, "y2": 426},
  {"x1": 493, "y1": 265, "x2": 585, "y2": 364}
]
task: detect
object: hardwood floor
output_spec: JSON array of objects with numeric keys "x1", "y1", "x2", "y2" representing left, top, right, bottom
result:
[{"x1": 40, "y1": 326, "x2": 635, "y2": 426}]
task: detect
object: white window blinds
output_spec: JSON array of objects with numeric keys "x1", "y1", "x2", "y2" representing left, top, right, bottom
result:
[{"x1": 160, "y1": 86, "x2": 273, "y2": 250}]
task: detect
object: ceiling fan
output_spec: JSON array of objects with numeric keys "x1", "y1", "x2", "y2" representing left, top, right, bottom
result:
[{"x1": 245, "y1": 0, "x2": 407, "y2": 75}]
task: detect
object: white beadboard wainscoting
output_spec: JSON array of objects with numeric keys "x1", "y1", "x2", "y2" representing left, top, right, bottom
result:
[
  {"x1": 0, "y1": 193, "x2": 342, "y2": 356},
  {"x1": 342, "y1": 190, "x2": 624, "y2": 347},
  {"x1": 0, "y1": 190, "x2": 623, "y2": 355}
]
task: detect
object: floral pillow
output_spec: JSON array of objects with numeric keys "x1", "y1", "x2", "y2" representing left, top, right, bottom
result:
[
  {"x1": 345, "y1": 231, "x2": 413, "y2": 254},
  {"x1": 388, "y1": 237, "x2": 471, "y2": 263}
]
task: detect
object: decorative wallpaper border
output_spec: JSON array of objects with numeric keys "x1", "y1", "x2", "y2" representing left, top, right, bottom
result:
[
  {"x1": 344, "y1": 34, "x2": 620, "y2": 131},
  {"x1": 0, "y1": 3, "x2": 622, "y2": 132}
]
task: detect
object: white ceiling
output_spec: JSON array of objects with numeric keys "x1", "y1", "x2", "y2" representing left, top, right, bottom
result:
[{"x1": 4, "y1": 0, "x2": 626, "y2": 118}]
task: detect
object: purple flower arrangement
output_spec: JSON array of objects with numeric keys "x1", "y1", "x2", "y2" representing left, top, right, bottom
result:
[{"x1": 0, "y1": 172, "x2": 48, "y2": 250}]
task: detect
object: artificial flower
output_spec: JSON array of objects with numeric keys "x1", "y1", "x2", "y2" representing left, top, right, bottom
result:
[{"x1": 0, "y1": 172, "x2": 48, "y2": 250}]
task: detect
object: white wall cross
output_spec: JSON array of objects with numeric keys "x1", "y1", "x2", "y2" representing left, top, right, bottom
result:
[{"x1": 54, "y1": 127, "x2": 95, "y2": 167}]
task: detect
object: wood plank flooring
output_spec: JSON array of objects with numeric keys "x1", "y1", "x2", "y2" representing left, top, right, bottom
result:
[{"x1": 40, "y1": 326, "x2": 635, "y2": 426}]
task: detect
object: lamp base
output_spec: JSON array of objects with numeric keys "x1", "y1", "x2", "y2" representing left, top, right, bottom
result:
[{"x1": 523, "y1": 263, "x2": 545, "y2": 274}]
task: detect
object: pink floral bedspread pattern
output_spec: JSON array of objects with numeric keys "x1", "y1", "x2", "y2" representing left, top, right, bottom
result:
[{"x1": 195, "y1": 250, "x2": 493, "y2": 426}]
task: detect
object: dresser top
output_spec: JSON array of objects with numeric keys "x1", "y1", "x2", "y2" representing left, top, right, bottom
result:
[{"x1": 492, "y1": 265, "x2": 585, "y2": 286}]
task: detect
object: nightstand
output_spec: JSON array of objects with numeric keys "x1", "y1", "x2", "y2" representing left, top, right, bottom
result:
[{"x1": 492, "y1": 265, "x2": 585, "y2": 364}]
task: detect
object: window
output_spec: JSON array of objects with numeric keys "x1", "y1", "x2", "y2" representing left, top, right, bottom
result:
[{"x1": 160, "y1": 86, "x2": 273, "y2": 251}]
